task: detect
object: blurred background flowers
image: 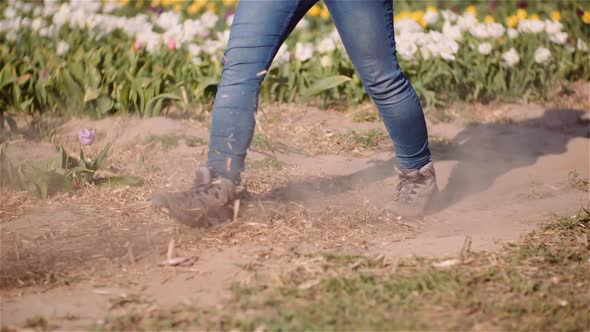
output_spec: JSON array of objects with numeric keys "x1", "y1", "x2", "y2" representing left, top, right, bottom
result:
[{"x1": 0, "y1": 0, "x2": 588, "y2": 119}]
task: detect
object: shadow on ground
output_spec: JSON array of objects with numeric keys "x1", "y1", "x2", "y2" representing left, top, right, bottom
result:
[{"x1": 253, "y1": 108, "x2": 589, "y2": 213}]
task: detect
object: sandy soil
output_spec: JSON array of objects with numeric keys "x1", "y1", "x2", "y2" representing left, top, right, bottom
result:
[{"x1": 1, "y1": 92, "x2": 589, "y2": 329}]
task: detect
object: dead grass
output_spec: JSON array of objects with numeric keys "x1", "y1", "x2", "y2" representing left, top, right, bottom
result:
[{"x1": 97, "y1": 210, "x2": 590, "y2": 331}]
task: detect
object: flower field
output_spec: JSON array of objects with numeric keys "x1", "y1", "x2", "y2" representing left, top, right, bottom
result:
[{"x1": 0, "y1": 0, "x2": 588, "y2": 118}]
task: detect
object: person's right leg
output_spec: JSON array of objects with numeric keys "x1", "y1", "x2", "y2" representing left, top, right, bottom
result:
[
  {"x1": 153, "y1": 0, "x2": 317, "y2": 226},
  {"x1": 207, "y1": 0, "x2": 317, "y2": 184}
]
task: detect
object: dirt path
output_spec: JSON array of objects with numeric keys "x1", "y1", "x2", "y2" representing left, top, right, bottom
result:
[{"x1": 1, "y1": 99, "x2": 588, "y2": 330}]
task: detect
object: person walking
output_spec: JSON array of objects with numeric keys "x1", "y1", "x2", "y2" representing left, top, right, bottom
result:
[{"x1": 153, "y1": 0, "x2": 438, "y2": 226}]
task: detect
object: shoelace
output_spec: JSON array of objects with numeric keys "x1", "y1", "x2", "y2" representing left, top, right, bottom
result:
[{"x1": 394, "y1": 174, "x2": 423, "y2": 202}]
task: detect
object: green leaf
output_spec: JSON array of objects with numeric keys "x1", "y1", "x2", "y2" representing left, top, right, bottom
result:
[
  {"x1": 302, "y1": 75, "x2": 351, "y2": 98},
  {"x1": 79, "y1": 148, "x2": 88, "y2": 168},
  {"x1": 59, "y1": 145, "x2": 68, "y2": 169},
  {"x1": 96, "y1": 96, "x2": 114, "y2": 114},
  {"x1": 83, "y1": 87, "x2": 100, "y2": 103},
  {"x1": 0, "y1": 64, "x2": 15, "y2": 88},
  {"x1": 144, "y1": 93, "x2": 181, "y2": 117},
  {"x1": 94, "y1": 175, "x2": 144, "y2": 187},
  {"x1": 90, "y1": 143, "x2": 112, "y2": 170}
]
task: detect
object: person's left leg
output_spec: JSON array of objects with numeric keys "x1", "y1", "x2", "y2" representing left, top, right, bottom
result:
[
  {"x1": 152, "y1": 0, "x2": 318, "y2": 226},
  {"x1": 324, "y1": 0, "x2": 437, "y2": 216}
]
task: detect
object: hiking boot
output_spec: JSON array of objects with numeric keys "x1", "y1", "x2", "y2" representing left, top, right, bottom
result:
[
  {"x1": 389, "y1": 161, "x2": 438, "y2": 217},
  {"x1": 152, "y1": 167, "x2": 236, "y2": 227}
]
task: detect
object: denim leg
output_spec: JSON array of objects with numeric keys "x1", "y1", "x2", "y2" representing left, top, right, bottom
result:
[
  {"x1": 207, "y1": 0, "x2": 317, "y2": 183},
  {"x1": 324, "y1": 0, "x2": 431, "y2": 170}
]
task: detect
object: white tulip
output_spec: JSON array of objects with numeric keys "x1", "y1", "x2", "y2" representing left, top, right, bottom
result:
[
  {"x1": 31, "y1": 17, "x2": 43, "y2": 31},
  {"x1": 320, "y1": 55, "x2": 332, "y2": 67},
  {"x1": 577, "y1": 38, "x2": 589, "y2": 52},
  {"x1": 441, "y1": 10, "x2": 458, "y2": 23},
  {"x1": 534, "y1": 47, "x2": 551, "y2": 65},
  {"x1": 395, "y1": 18, "x2": 423, "y2": 35},
  {"x1": 517, "y1": 19, "x2": 545, "y2": 34},
  {"x1": 295, "y1": 18, "x2": 309, "y2": 30},
  {"x1": 201, "y1": 11, "x2": 218, "y2": 29},
  {"x1": 294, "y1": 42, "x2": 313, "y2": 62},
  {"x1": 157, "y1": 11, "x2": 181, "y2": 31},
  {"x1": 486, "y1": 22, "x2": 505, "y2": 38},
  {"x1": 502, "y1": 48, "x2": 520, "y2": 67},
  {"x1": 4, "y1": 7, "x2": 16, "y2": 19},
  {"x1": 549, "y1": 32, "x2": 568, "y2": 45},
  {"x1": 507, "y1": 28, "x2": 519, "y2": 39},
  {"x1": 424, "y1": 10, "x2": 439, "y2": 25},
  {"x1": 396, "y1": 35, "x2": 417, "y2": 60},
  {"x1": 442, "y1": 21, "x2": 462, "y2": 41},
  {"x1": 317, "y1": 37, "x2": 335, "y2": 54},
  {"x1": 478, "y1": 43, "x2": 492, "y2": 55},
  {"x1": 188, "y1": 43, "x2": 202, "y2": 57},
  {"x1": 471, "y1": 24, "x2": 489, "y2": 38},
  {"x1": 544, "y1": 19, "x2": 563, "y2": 34},
  {"x1": 273, "y1": 44, "x2": 290, "y2": 65},
  {"x1": 57, "y1": 41, "x2": 70, "y2": 56},
  {"x1": 226, "y1": 14, "x2": 235, "y2": 26}
]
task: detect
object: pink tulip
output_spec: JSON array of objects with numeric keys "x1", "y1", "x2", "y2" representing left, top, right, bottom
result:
[
  {"x1": 133, "y1": 41, "x2": 142, "y2": 50},
  {"x1": 167, "y1": 38, "x2": 177, "y2": 50}
]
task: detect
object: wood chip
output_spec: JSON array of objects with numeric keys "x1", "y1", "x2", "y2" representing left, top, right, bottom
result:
[
  {"x1": 432, "y1": 259, "x2": 460, "y2": 268},
  {"x1": 159, "y1": 256, "x2": 198, "y2": 267},
  {"x1": 233, "y1": 199, "x2": 240, "y2": 223}
]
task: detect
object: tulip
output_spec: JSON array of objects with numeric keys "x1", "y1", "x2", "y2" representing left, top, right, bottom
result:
[
  {"x1": 167, "y1": 38, "x2": 177, "y2": 50},
  {"x1": 78, "y1": 129, "x2": 96, "y2": 145},
  {"x1": 133, "y1": 40, "x2": 142, "y2": 50}
]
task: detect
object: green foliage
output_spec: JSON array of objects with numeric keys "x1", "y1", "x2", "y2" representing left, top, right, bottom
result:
[
  {"x1": 0, "y1": 143, "x2": 143, "y2": 198},
  {"x1": 0, "y1": 0, "x2": 588, "y2": 118}
]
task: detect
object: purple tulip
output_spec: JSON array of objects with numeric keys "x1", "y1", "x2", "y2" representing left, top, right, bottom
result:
[
  {"x1": 78, "y1": 128, "x2": 96, "y2": 145},
  {"x1": 517, "y1": 1, "x2": 528, "y2": 9},
  {"x1": 148, "y1": 5, "x2": 164, "y2": 14}
]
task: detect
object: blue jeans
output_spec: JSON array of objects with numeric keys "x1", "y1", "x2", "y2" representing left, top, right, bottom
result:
[{"x1": 207, "y1": 0, "x2": 431, "y2": 183}]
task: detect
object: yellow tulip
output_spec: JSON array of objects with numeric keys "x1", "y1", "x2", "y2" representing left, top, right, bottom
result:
[
  {"x1": 309, "y1": 5, "x2": 321, "y2": 16},
  {"x1": 465, "y1": 5, "x2": 477, "y2": 16},
  {"x1": 516, "y1": 8, "x2": 527, "y2": 20},
  {"x1": 117, "y1": 0, "x2": 130, "y2": 5},
  {"x1": 161, "y1": 0, "x2": 173, "y2": 7},
  {"x1": 173, "y1": 3, "x2": 182, "y2": 12},
  {"x1": 484, "y1": 15, "x2": 494, "y2": 24},
  {"x1": 206, "y1": 2, "x2": 216, "y2": 12},
  {"x1": 320, "y1": 7, "x2": 330, "y2": 19},
  {"x1": 135, "y1": 0, "x2": 144, "y2": 8},
  {"x1": 187, "y1": 4, "x2": 198, "y2": 15},
  {"x1": 223, "y1": 0, "x2": 236, "y2": 6},
  {"x1": 551, "y1": 11, "x2": 561, "y2": 21},
  {"x1": 397, "y1": 10, "x2": 411, "y2": 20},
  {"x1": 529, "y1": 14, "x2": 540, "y2": 20},
  {"x1": 506, "y1": 15, "x2": 518, "y2": 28},
  {"x1": 410, "y1": 10, "x2": 424, "y2": 24},
  {"x1": 426, "y1": 5, "x2": 437, "y2": 13},
  {"x1": 583, "y1": 11, "x2": 590, "y2": 24},
  {"x1": 150, "y1": 0, "x2": 160, "y2": 7}
]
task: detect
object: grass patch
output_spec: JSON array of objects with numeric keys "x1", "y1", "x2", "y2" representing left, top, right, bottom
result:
[
  {"x1": 146, "y1": 134, "x2": 207, "y2": 149},
  {"x1": 568, "y1": 170, "x2": 589, "y2": 192},
  {"x1": 339, "y1": 129, "x2": 387, "y2": 149},
  {"x1": 246, "y1": 157, "x2": 284, "y2": 171},
  {"x1": 351, "y1": 110, "x2": 378, "y2": 122},
  {"x1": 97, "y1": 210, "x2": 590, "y2": 331},
  {"x1": 250, "y1": 134, "x2": 289, "y2": 153}
]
